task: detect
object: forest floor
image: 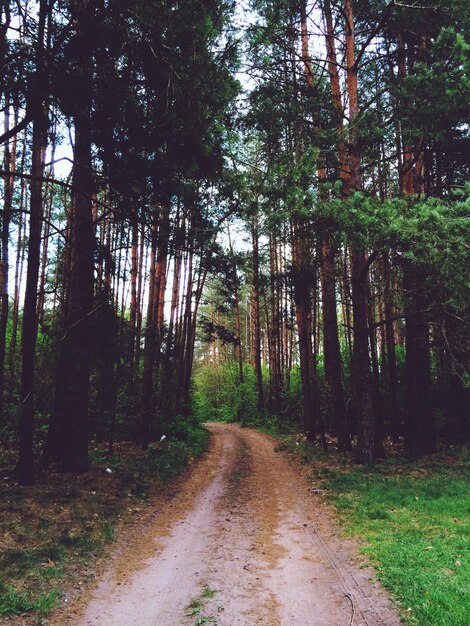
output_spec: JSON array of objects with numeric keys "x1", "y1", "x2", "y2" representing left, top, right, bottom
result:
[{"x1": 60, "y1": 423, "x2": 401, "y2": 626}]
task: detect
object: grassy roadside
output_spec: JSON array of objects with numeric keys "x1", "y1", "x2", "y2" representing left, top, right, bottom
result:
[
  {"x1": 0, "y1": 424, "x2": 209, "y2": 625},
  {"x1": 276, "y1": 437, "x2": 469, "y2": 626}
]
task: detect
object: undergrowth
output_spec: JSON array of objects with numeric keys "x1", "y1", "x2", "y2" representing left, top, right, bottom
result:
[
  {"x1": 0, "y1": 422, "x2": 209, "y2": 623},
  {"x1": 278, "y1": 437, "x2": 469, "y2": 626}
]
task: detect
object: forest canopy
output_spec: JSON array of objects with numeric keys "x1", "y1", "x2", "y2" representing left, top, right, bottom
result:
[{"x1": 0, "y1": 0, "x2": 468, "y2": 485}]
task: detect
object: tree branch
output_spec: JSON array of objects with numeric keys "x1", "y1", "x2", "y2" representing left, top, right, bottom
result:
[
  {"x1": 0, "y1": 113, "x2": 32, "y2": 145},
  {"x1": 354, "y1": 1, "x2": 396, "y2": 70}
]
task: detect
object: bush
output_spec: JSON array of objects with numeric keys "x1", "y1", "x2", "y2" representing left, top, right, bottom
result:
[
  {"x1": 165, "y1": 414, "x2": 210, "y2": 458},
  {"x1": 193, "y1": 363, "x2": 259, "y2": 425}
]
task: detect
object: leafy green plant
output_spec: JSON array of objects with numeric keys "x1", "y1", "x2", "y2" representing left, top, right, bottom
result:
[
  {"x1": 186, "y1": 586, "x2": 219, "y2": 625},
  {"x1": 201, "y1": 586, "x2": 217, "y2": 599},
  {"x1": 186, "y1": 597, "x2": 203, "y2": 616}
]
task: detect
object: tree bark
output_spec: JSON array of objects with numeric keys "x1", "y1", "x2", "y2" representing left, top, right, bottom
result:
[
  {"x1": 383, "y1": 256, "x2": 400, "y2": 442},
  {"x1": 228, "y1": 225, "x2": 244, "y2": 386},
  {"x1": 18, "y1": 0, "x2": 48, "y2": 485},
  {"x1": 0, "y1": 98, "x2": 17, "y2": 417},
  {"x1": 403, "y1": 265, "x2": 435, "y2": 456},
  {"x1": 367, "y1": 269, "x2": 385, "y2": 457},
  {"x1": 8, "y1": 163, "x2": 26, "y2": 377},
  {"x1": 291, "y1": 217, "x2": 317, "y2": 439},
  {"x1": 268, "y1": 228, "x2": 281, "y2": 416},
  {"x1": 47, "y1": 0, "x2": 95, "y2": 473},
  {"x1": 398, "y1": 29, "x2": 435, "y2": 457},
  {"x1": 135, "y1": 221, "x2": 146, "y2": 366},
  {"x1": 344, "y1": 0, "x2": 375, "y2": 462},
  {"x1": 320, "y1": 239, "x2": 348, "y2": 449},
  {"x1": 251, "y1": 210, "x2": 264, "y2": 411},
  {"x1": 37, "y1": 137, "x2": 55, "y2": 324},
  {"x1": 140, "y1": 211, "x2": 158, "y2": 448},
  {"x1": 130, "y1": 206, "x2": 138, "y2": 359}
]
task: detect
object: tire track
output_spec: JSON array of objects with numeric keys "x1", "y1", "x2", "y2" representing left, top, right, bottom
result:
[{"x1": 74, "y1": 423, "x2": 401, "y2": 626}]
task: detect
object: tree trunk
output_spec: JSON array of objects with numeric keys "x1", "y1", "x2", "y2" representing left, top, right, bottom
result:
[
  {"x1": 367, "y1": 270, "x2": 385, "y2": 457},
  {"x1": 383, "y1": 256, "x2": 400, "y2": 442},
  {"x1": 397, "y1": 29, "x2": 435, "y2": 457},
  {"x1": 153, "y1": 199, "x2": 171, "y2": 431},
  {"x1": 154, "y1": 200, "x2": 170, "y2": 359},
  {"x1": 53, "y1": 119, "x2": 95, "y2": 471},
  {"x1": 403, "y1": 265, "x2": 435, "y2": 457},
  {"x1": 323, "y1": 0, "x2": 349, "y2": 189},
  {"x1": 129, "y1": 206, "x2": 138, "y2": 359},
  {"x1": 8, "y1": 162, "x2": 26, "y2": 377},
  {"x1": 268, "y1": 228, "x2": 281, "y2": 416},
  {"x1": 291, "y1": 217, "x2": 317, "y2": 440},
  {"x1": 320, "y1": 239, "x2": 348, "y2": 449},
  {"x1": 228, "y1": 224, "x2": 244, "y2": 386},
  {"x1": 0, "y1": 98, "x2": 17, "y2": 417},
  {"x1": 37, "y1": 143, "x2": 54, "y2": 324},
  {"x1": 47, "y1": 1, "x2": 95, "y2": 472},
  {"x1": 135, "y1": 221, "x2": 146, "y2": 366},
  {"x1": 18, "y1": 0, "x2": 48, "y2": 485},
  {"x1": 350, "y1": 250, "x2": 375, "y2": 463},
  {"x1": 140, "y1": 212, "x2": 158, "y2": 448},
  {"x1": 160, "y1": 212, "x2": 184, "y2": 419},
  {"x1": 251, "y1": 211, "x2": 264, "y2": 411},
  {"x1": 182, "y1": 255, "x2": 208, "y2": 415},
  {"x1": 344, "y1": 0, "x2": 375, "y2": 462}
]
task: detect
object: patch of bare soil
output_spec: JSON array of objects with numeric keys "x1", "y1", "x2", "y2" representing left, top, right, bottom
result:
[{"x1": 72, "y1": 424, "x2": 401, "y2": 626}]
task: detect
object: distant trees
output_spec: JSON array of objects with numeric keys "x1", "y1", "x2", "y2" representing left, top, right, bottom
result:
[{"x1": 0, "y1": 0, "x2": 468, "y2": 485}]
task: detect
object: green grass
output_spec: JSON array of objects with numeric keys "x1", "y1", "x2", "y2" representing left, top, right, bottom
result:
[
  {"x1": 201, "y1": 586, "x2": 217, "y2": 599},
  {"x1": 186, "y1": 597, "x2": 203, "y2": 614},
  {"x1": 0, "y1": 586, "x2": 58, "y2": 616},
  {"x1": 312, "y1": 451, "x2": 470, "y2": 626}
]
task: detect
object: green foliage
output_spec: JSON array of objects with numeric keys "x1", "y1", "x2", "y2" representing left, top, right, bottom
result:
[
  {"x1": 164, "y1": 415, "x2": 210, "y2": 458},
  {"x1": 193, "y1": 363, "x2": 255, "y2": 423},
  {"x1": 320, "y1": 192, "x2": 470, "y2": 372},
  {"x1": 279, "y1": 366, "x2": 304, "y2": 428},
  {"x1": 235, "y1": 380, "x2": 259, "y2": 426},
  {"x1": 148, "y1": 432, "x2": 209, "y2": 483},
  {"x1": 201, "y1": 586, "x2": 217, "y2": 599},
  {"x1": 398, "y1": 26, "x2": 470, "y2": 146},
  {"x1": 147, "y1": 441, "x2": 193, "y2": 482},
  {"x1": 194, "y1": 362, "x2": 279, "y2": 427}
]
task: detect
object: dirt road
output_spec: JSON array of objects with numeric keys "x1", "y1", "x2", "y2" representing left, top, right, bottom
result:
[{"x1": 74, "y1": 423, "x2": 401, "y2": 626}]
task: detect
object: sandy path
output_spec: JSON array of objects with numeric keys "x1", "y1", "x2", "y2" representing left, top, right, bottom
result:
[{"x1": 75, "y1": 423, "x2": 401, "y2": 626}]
